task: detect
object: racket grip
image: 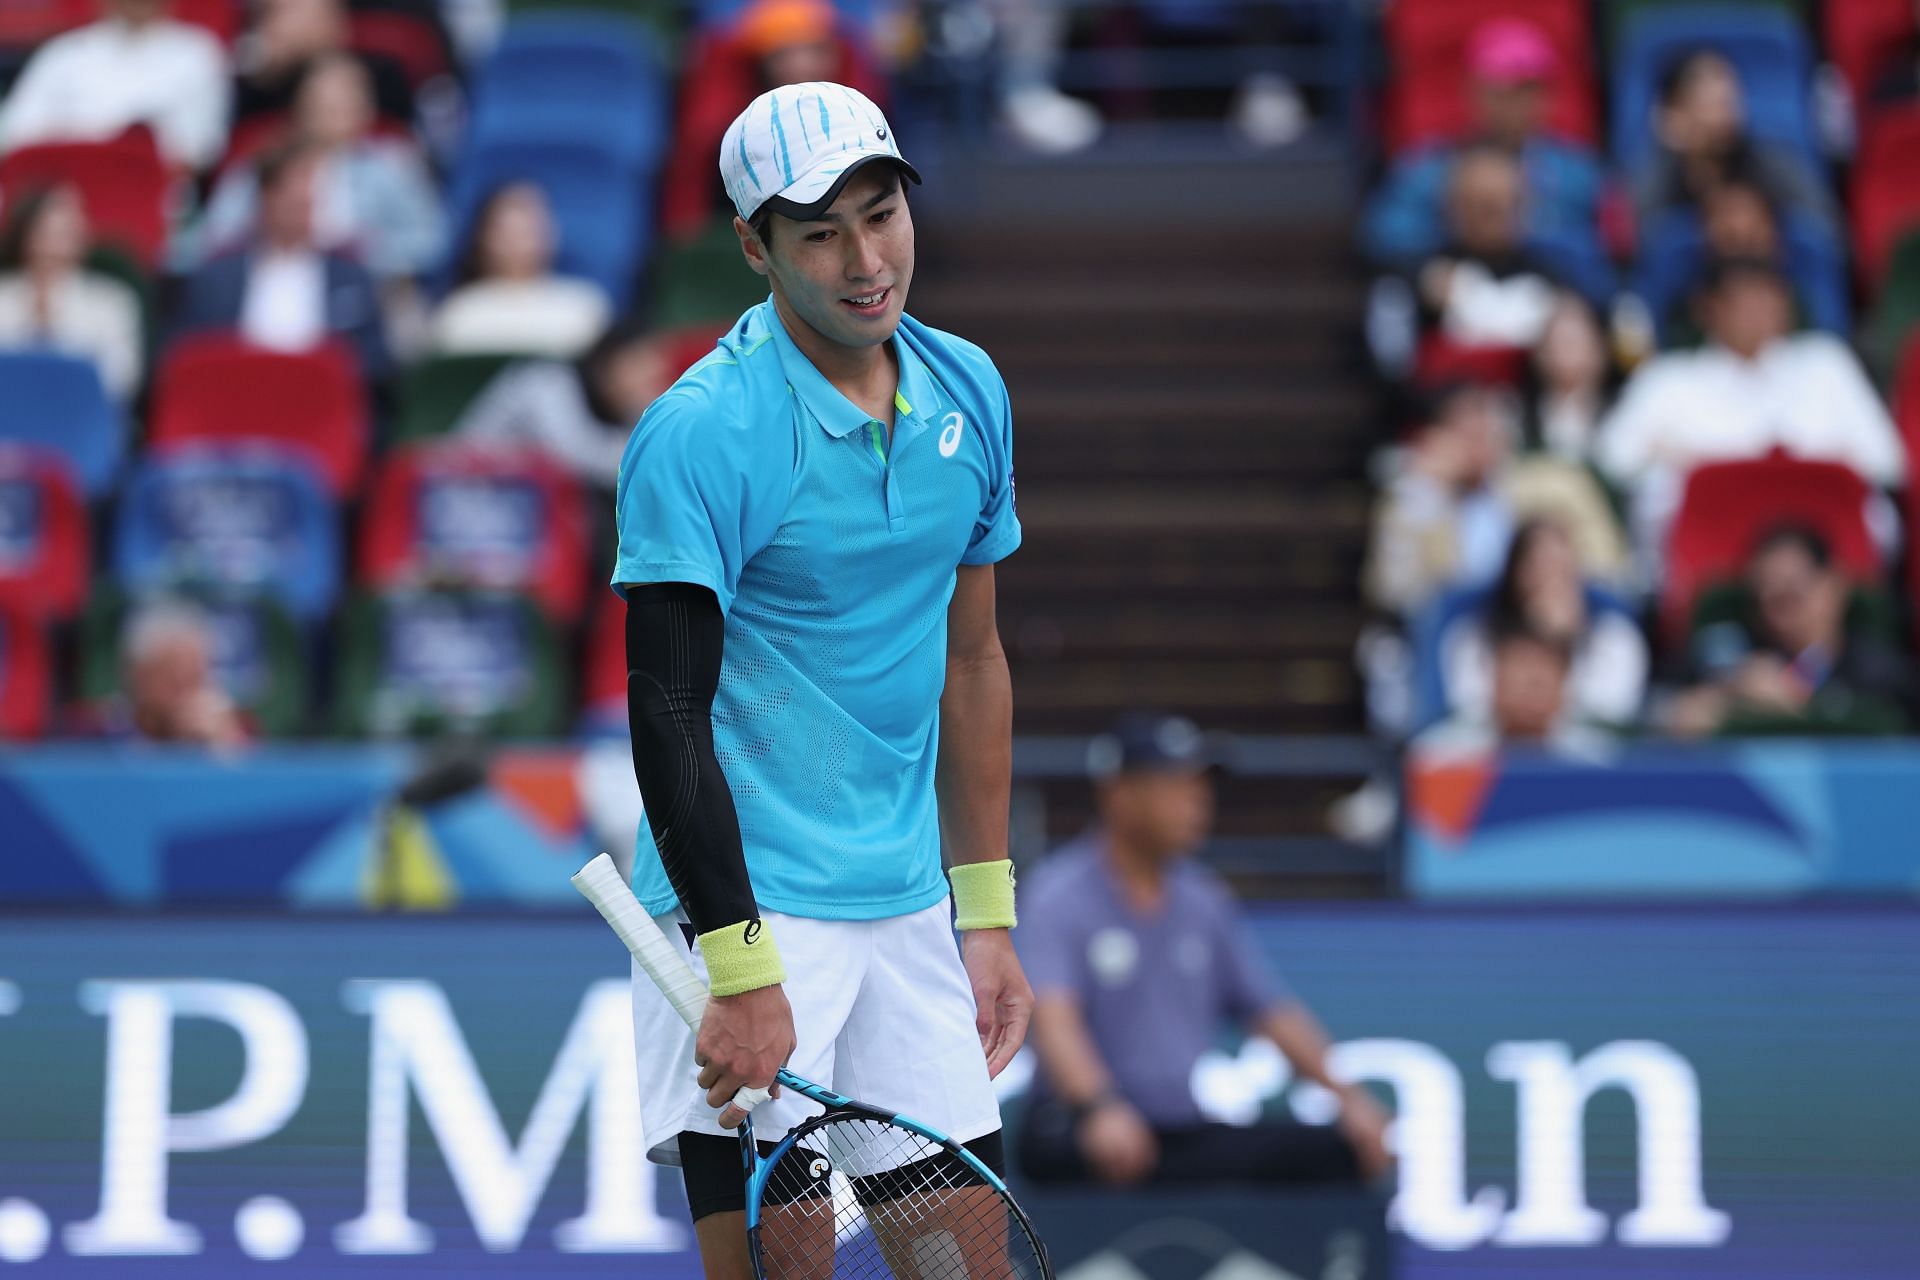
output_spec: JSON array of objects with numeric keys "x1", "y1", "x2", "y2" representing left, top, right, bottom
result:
[{"x1": 572, "y1": 853, "x2": 710, "y2": 1029}]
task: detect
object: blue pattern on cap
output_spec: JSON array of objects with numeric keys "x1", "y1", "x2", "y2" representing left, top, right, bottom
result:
[{"x1": 771, "y1": 97, "x2": 794, "y2": 184}]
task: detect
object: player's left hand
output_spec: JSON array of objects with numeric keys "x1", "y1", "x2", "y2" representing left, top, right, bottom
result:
[{"x1": 961, "y1": 928, "x2": 1032, "y2": 1078}]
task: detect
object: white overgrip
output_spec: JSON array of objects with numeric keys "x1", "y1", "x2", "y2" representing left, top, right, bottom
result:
[{"x1": 570, "y1": 854, "x2": 772, "y2": 1115}]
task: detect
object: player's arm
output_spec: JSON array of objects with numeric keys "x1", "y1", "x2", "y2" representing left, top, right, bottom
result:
[
  {"x1": 624, "y1": 581, "x2": 794, "y2": 1127},
  {"x1": 938, "y1": 563, "x2": 1033, "y2": 1076}
]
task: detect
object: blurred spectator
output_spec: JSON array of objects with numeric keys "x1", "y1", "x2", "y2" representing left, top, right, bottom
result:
[
  {"x1": 94, "y1": 601, "x2": 251, "y2": 749},
  {"x1": 1418, "y1": 619, "x2": 1608, "y2": 755},
  {"x1": 171, "y1": 140, "x2": 391, "y2": 381},
  {"x1": 0, "y1": 0, "x2": 231, "y2": 171},
  {"x1": 1438, "y1": 518, "x2": 1648, "y2": 732},
  {"x1": 1700, "y1": 178, "x2": 1782, "y2": 261},
  {"x1": 452, "y1": 318, "x2": 673, "y2": 488},
  {"x1": 0, "y1": 185, "x2": 144, "y2": 402},
  {"x1": 1663, "y1": 526, "x2": 1910, "y2": 737},
  {"x1": 988, "y1": 0, "x2": 1102, "y2": 155},
  {"x1": 194, "y1": 53, "x2": 445, "y2": 282},
  {"x1": 1597, "y1": 258, "x2": 1901, "y2": 566},
  {"x1": 1016, "y1": 713, "x2": 1392, "y2": 1189},
  {"x1": 659, "y1": 0, "x2": 887, "y2": 241},
  {"x1": 1362, "y1": 20, "x2": 1606, "y2": 270},
  {"x1": 430, "y1": 183, "x2": 611, "y2": 358},
  {"x1": 1524, "y1": 295, "x2": 1613, "y2": 464},
  {"x1": 1414, "y1": 146, "x2": 1566, "y2": 349},
  {"x1": 1363, "y1": 382, "x2": 1516, "y2": 618},
  {"x1": 1632, "y1": 49, "x2": 1834, "y2": 234},
  {"x1": 234, "y1": 0, "x2": 415, "y2": 129}
]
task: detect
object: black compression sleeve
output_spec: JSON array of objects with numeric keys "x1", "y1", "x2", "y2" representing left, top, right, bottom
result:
[{"x1": 624, "y1": 583, "x2": 757, "y2": 934}]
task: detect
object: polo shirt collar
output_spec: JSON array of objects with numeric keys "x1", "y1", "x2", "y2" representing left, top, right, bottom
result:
[{"x1": 767, "y1": 300, "x2": 934, "y2": 438}]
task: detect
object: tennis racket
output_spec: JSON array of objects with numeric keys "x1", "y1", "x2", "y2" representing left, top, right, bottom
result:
[{"x1": 572, "y1": 853, "x2": 1052, "y2": 1280}]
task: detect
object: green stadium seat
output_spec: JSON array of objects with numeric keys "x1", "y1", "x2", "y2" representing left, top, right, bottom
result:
[
  {"x1": 392, "y1": 352, "x2": 520, "y2": 443},
  {"x1": 332, "y1": 588, "x2": 567, "y2": 739},
  {"x1": 648, "y1": 215, "x2": 769, "y2": 330},
  {"x1": 79, "y1": 589, "x2": 310, "y2": 738},
  {"x1": 1865, "y1": 231, "x2": 1920, "y2": 388}
]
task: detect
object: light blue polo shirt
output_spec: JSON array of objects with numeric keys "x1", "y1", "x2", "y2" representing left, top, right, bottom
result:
[{"x1": 611, "y1": 298, "x2": 1020, "y2": 920}]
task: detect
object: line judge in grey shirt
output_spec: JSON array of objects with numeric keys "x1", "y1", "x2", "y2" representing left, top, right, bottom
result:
[{"x1": 1015, "y1": 713, "x2": 1392, "y2": 1188}]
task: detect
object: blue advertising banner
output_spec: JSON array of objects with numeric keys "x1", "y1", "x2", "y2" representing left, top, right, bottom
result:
[
  {"x1": 1405, "y1": 741, "x2": 1920, "y2": 898},
  {"x1": 1, "y1": 907, "x2": 1915, "y2": 1278}
]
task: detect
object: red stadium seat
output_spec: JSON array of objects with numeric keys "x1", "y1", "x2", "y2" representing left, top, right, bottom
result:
[
  {"x1": 0, "y1": 128, "x2": 172, "y2": 270},
  {"x1": 1891, "y1": 334, "x2": 1920, "y2": 625},
  {"x1": 1414, "y1": 336, "x2": 1530, "y2": 388},
  {"x1": 0, "y1": 595, "x2": 52, "y2": 740},
  {"x1": 0, "y1": 0, "x2": 89, "y2": 49},
  {"x1": 585, "y1": 586, "x2": 626, "y2": 716},
  {"x1": 167, "y1": 0, "x2": 243, "y2": 45},
  {"x1": 0, "y1": 446, "x2": 89, "y2": 623},
  {"x1": 349, "y1": 10, "x2": 451, "y2": 89},
  {"x1": 1851, "y1": 105, "x2": 1920, "y2": 291},
  {"x1": 149, "y1": 334, "x2": 369, "y2": 497},
  {"x1": 1661, "y1": 454, "x2": 1882, "y2": 645},
  {"x1": 359, "y1": 441, "x2": 590, "y2": 625},
  {"x1": 660, "y1": 323, "x2": 729, "y2": 380},
  {"x1": 1381, "y1": 0, "x2": 1597, "y2": 152},
  {"x1": 1823, "y1": 0, "x2": 1918, "y2": 107}
]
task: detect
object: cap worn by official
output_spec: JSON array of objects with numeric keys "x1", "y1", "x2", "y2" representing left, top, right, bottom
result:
[
  {"x1": 1086, "y1": 713, "x2": 1234, "y2": 781},
  {"x1": 720, "y1": 81, "x2": 923, "y2": 225}
]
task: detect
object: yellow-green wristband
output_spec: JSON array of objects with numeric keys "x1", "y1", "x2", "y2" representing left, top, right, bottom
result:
[
  {"x1": 695, "y1": 918, "x2": 786, "y2": 997},
  {"x1": 949, "y1": 859, "x2": 1018, "y2": 930}
]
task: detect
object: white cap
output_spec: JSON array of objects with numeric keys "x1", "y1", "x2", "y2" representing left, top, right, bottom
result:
[{"x1": 719, "y1": 81, "x2": 921, "y2": 224}]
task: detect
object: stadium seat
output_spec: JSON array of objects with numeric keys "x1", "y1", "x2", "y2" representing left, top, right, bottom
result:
[
  {"x1": 393, "y1": 352, "x2": 521, "y2": 442},
  {"x1": 1661, "y1": 454, "x2": 1881, "y2": 644},
  {"x1": 659, "y1": 322, "x2": 729, "y2": 379},
  {"x1": 1410, "y1": 581, "x2": 1637, "y2": 730},
  {"x1": 1634, "y1": 209, "x2": 1850, "y2": 341},
  {"x1": 1864, "y1": 230, "x2": 1920, "y2": 383},
  {"x1": 649, "y1": 215, "x2": 769, "y2": 329},
  {"x1": 359, "y1": 441, "x2": 590, "y2": 625},
  {"x1": 149, "y1": 334, "x2": 369, "y2": 497},
  {"x1": 1381, "y1": 0, "x2": 1597, "y2": 152},
  {"x1": 1888, "y1": 333, "x2": 1920, "y2": 626},
  {"x1": 332, "y1": 588, "x2": 567, "y2": 738},
  {"x1": 467, "y1": 15, "x2": 668, "y2": 168},
  {"x1": 0, "y1": 446, "x2": 89, "y2": 622},
  {"x1": 444, "y1": 138, "x2": 651, "y2": 310},
  {"x1": 1413, "y1": 336, "x2": 1529, "y2": 388},
  {"x1": 0, "y1": 350, "x2": 125, "y2": 499},
  {"x1": 0, "y1": 594, "x2": 52, "y2": 740},
  {"x1": 1850, "y1": 105, "x2": 1920, "y2": 291},
  {"x1": 1821, "y1": 0, "x2": 1917, "y2": 107},
  {"x1": 78, "y1": 589, "x2": 310, "y2": 738},
  {"x1": 506, "y1": 0, "x2": 679, "y2": 40},
  {"x1": 348, "y1": 9, "x2": 452, "y2": 89},
  {"x1": 0, "y1": 128, "x2": 172, "y2": 271},
  {"x1": 113, "y1": 447, "x2": 341, "y2": 624},
  {"x1": 583, "y1": 585, "x2": 626, "y2": 720},
  {"x1": 0, "y1": 0, "x2": 89, "y2": 50},
  {"x1": 169, "y1": 0, "x2": 244, "y2": 45},
  {"x1": 1610, "y1": 5, "x2": 1818, "y2": 174}
]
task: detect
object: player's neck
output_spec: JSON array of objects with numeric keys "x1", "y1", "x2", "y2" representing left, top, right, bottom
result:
[{"x1": 774, "y1": 292, "x2": 900, "y2": 424}]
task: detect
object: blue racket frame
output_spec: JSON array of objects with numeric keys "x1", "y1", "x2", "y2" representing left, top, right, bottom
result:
[{"x1": 738, "y1": 1068, "x2": 1047, "y2": 1278}]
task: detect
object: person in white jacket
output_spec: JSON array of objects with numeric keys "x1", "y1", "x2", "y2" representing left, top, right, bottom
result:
[
  {"x1": 1597, "y1": 256, "x2": 1904, "y2": 573},
  {"x1": 0, "y1": 0, "x2": 230, "y2": 172}
]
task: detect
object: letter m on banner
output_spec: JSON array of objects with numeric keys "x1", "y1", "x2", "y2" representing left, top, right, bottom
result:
[{"x1": 335, "y1": 980, "x2": 684, "y2": 1255}]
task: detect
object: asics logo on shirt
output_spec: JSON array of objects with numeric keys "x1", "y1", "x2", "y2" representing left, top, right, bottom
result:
[{"x1": 938, "y1": 412, "x2": 965, "y2": 457}]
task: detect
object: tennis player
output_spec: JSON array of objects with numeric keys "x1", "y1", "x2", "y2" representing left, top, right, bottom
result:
[{"x1": 614, "y1": 81, "x2": 1032, "y2": 1278}]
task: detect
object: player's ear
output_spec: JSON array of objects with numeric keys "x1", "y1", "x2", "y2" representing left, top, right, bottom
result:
[{"x1": 735, "y1": 215, "x2": 772, "y2": 278}]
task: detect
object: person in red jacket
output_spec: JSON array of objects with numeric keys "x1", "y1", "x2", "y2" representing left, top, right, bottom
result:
[{"x1": 658, "y1": 0, "x2": 887, "y2": 243}]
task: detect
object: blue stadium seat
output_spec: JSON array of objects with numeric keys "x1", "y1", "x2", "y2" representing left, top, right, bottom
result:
[
  {"x1": 0, "y1": 351, "x2": 124, "y2": 499},
  {"x1": 1634, "y1": 209, "x2": 1850, "y2": 341},
  {"x1": 467, "y1": 15, "x2": 669, "y2": 169},
  {"x1": 444, "y1": 139, "x2": 652, "y2": 310},
  {"x1": 112, "y1": 446, "x2": 341, "y2": 625},
  {"x1": 1611, "y1": 5, "x2": 1818, "y2": 174}
]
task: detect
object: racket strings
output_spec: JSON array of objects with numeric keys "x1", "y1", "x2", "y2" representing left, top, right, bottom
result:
[{"x1": 758, "y1": 1117, "x2": 1044, "y2": 1279}]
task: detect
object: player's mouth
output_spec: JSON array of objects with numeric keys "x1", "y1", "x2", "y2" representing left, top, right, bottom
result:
[{"x1": 841, "y1": 287, "x2": 892, "y2": 317}]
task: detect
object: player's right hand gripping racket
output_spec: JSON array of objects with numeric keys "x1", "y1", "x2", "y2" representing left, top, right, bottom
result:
[{"x1": 572, "y1": 854, "x2": 1052, "y2": 1280}]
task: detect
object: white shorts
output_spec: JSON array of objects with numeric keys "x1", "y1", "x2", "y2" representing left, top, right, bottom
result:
[{"x1": 632, "y1": 897, "x2": 1003, "y2": 1166}]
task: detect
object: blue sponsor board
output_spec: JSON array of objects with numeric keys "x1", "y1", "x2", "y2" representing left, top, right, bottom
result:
[
  {"x1": 1405, "y1": 741, "x2": 1920, "y2": 897},
  {"x1": 0, "y1": 907, "x2": 1915, "y2": 1277}
]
